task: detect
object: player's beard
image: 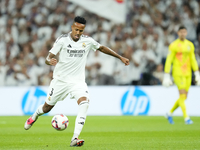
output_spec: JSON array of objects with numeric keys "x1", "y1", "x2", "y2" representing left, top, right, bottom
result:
[
  {"x1": 75, "y1": 35, "x2": 79, "y2": 40},
  {"x1": 70, "y1": 33, "x2": 79, "y2": 41},
  {"x1": 72, "y1": 34, "x2": 79, "y2": 41},
  {"x1": 180, "y1": 37, "x2": 185, "y2": 41},
  {"x1": 179, "y1": 35, "x2": 186, "y2": 41}
]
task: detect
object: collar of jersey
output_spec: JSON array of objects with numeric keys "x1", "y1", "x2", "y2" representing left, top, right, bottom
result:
[
  {"x1": 68, "y1": 32, "x2": 81, "y2": 42},
  {"x1": 177, "y1": 38, "x2": 186, "y2": 43}
]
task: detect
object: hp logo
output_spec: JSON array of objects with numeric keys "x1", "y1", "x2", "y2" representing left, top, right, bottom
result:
[
  {"x1": 22, "y1": 87, "x2": 47, "y2": 115},
  {"x1": 121, "y1": 87, "x2": 150, "y2": 115}
]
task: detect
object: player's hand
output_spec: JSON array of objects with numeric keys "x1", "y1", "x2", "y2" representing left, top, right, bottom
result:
[
  {"x1": 120, "y1": 57, "x2": 129, "y2": 66},
  {"x1": 49, "y1": 58, "x2": 57, "y2": 66},
  {"x1": 162, "y1": 73, "x2": 173, "y2": 87},
  {"x1": 194, "y1": 71, "x2": 200, "y2": 86}
]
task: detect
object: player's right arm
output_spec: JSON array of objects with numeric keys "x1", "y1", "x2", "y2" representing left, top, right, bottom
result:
[
  {"x1": 162, "y1": 43, "x2": 175, "y2": 87},
  {"x1": 45, "y1": 35, "x2": 63, "y2": 66},
  {"x1": 45, "y1": 53, "x2": 57, "y2": 66}
]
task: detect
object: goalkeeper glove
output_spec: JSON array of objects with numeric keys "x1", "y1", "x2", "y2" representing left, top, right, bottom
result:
[
  {"x1": 194, "y1": 71, "x2": 200, "y2": 86},
  {"x1": 162, "y1": 73, "x2": 173, "y2": 87}
]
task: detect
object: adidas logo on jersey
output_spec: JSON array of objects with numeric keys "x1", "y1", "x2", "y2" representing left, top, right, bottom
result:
[{"x1": 67, "y1": 44, "x2": 72, "y2": 48}]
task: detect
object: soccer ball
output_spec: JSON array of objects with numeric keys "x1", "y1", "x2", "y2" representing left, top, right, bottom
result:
[{"x1": 51, "y1": 114, "x2": 69, "y2": 131}]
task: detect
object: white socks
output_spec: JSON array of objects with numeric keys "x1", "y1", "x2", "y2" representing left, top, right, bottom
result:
[
  {"x1": 72, "y1": 101, "x2": 89, "y2": 141},
  {"x1": 168, "y1": 112, "x2": 172, "y2": 116},
  {"x1": 32, "y1": 105, "x2": 44, "y2": 120},
  {"x1": 185, "y1": 117, "x2": 190, "y2": 121}
]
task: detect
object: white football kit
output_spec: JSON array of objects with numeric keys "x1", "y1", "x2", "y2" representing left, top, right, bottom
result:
[{"x1": 46, "y1": 32, "x2": 101, "y2": 105}]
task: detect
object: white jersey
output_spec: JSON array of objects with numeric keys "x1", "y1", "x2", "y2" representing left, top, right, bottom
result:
[{"x1": 49, "y1": 32, "x2": 101, "y2": 83}]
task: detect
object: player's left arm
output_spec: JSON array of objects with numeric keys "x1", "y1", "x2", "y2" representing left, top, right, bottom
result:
[
  {"x1": 97, "y1": 45, "x2": 129, "y2": 66},
  {"x1": 190, "y1": 43, "x2": 200, "y2": 85},
  {"x1": 190, "y1": 43, "x2": 198, "y2": 71}
]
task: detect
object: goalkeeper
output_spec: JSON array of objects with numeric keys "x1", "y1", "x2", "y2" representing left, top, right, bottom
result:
[{"x1": 162, "y1": 26, "x2": 200, "y2": 124}]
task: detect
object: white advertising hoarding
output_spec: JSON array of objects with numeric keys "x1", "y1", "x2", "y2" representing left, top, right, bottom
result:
[{"x1": 0, "y1": 86, "x2": 200, "y2": 116}]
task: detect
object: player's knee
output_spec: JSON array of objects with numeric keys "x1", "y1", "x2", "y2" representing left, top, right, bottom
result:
[
  {"x1": 180, "y1": 93, "x2": 187, "y2": 99},
  {"x1": 179, "y1": 90, "x2": 188, "y2": 98},
  {"x1": 77, "y1": 97, "x2": 89, "y2": 105},
  {"x1": 179, "y1": 89, "x2": 187, "y2": 95},
  {"x1": 178, "y1": 94, "x2": 187, "y2": 105}
]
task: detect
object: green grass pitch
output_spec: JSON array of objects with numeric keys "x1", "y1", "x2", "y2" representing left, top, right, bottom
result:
[{"x1": 0, "y1": 116, "x2": 200, "y2": 150}]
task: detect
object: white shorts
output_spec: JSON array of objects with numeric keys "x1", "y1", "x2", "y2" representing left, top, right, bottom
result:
[{"x1": 45, "y1": 78, "x2": 89, "y2": 105}]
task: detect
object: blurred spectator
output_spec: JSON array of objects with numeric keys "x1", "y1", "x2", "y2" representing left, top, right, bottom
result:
[
  {"x1": 0, "y1": 61, "x2": 7, "y2": 86},
  {"x1": 152, "y1": 64, "x2": 164, "y2": 85},
  {"x1": 114, "y1": 46, "x2": 133, "y2": 85},
  {"x1": 97, "y1": 53, "x2": 116, "y2": 85},
  {"x1": 86, "y1": 50, "x2": 102, "y2": 85},
  {"x1": 39, "y1": 70, "x2": 53, "y2": 86},
  {"x1": 132, "y1": 42, "x2": 157, "y2": 85}
]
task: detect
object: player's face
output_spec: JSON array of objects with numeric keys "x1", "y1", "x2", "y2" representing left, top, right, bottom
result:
[
  {"x1": 71, "y1": 22, "x2": 85, "y2": 41},
  {"x1": 178, "y1": 29, "x2": 187, "y2": 40}
]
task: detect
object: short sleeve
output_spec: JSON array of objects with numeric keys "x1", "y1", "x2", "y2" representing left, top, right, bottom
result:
[
  {"x1": 90, "y1": 38, "x2": 101, "y2": 51},
  {"x1": 49, "y1": 39, "x2": 63, "y2": 55}
]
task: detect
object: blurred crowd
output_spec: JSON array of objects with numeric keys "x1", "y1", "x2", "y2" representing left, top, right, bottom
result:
[{"x1": 0, "y1": 0, "x2": 200, "y2": 86}]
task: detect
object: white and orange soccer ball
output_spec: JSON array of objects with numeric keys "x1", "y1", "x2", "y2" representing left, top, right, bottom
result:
[{"x1": 51, "y1": 114, "x2": 69, "y2": 131}]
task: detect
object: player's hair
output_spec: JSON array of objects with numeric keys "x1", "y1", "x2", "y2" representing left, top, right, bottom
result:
[
  {"x1": 178, "y1": 26, "x2": 187, "y2": 31},
  {"x1": 74, "y1": 16, "x2": 86, "y2": 25}
]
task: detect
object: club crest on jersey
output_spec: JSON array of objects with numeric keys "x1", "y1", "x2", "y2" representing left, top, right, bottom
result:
[
  {"x1": 82, "y1": 43, "x2": 86, "y2": 48},
  {"x1": 48, "y1": 96, "x2": 51, "y2": 101},
  {"x1": 187, "y1": 45, "x2": 190, "y2": 50}
]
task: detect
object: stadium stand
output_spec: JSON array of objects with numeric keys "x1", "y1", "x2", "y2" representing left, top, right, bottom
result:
[{"x1": 0, "y1": 0, "x2": 200, "y2": 86}]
